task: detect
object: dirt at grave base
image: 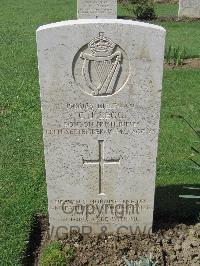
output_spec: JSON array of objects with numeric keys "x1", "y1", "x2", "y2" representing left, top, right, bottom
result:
[
  {"x1": 165, "y1": 58, "x2": 200, "y2": 70},
  {"x1": 36, "y1": 221, "x2": 200, "y2": 266}
]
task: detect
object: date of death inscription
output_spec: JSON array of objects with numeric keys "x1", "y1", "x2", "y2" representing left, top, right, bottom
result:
[{"x1": 44, "y1": 102, "x2": 157, "y2": 136}]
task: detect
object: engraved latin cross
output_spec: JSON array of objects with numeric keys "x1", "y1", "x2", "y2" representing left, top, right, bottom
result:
[{"x1": 83, "y1": 140, "x2": 120, "y2": 195}]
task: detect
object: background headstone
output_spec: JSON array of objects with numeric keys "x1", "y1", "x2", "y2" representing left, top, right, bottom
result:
[
  {"x1": 37, "y1": 6, "x2": 165, "y2": 238},
  {"x1": 77, "y1": 0, "x2": 117, "y2": 19},
  {"x1": 179, "y1": 0, "x2": 200, "y2": 18}
]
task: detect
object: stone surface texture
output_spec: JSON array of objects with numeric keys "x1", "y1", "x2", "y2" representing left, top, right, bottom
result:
[
  {"x1": 37, "y1": 19, "x2": 165, "y2": 239},
  {"x1": 77, "y1": 0, "x2": 117, "y2": 19},
  {"x1": 179, "y1": 0, "x2": 200, "y2": 18}
]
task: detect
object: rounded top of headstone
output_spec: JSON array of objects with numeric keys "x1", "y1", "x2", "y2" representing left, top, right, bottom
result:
[{"x1": 37, "y1": 20, "x2": 166, "y2": 34}]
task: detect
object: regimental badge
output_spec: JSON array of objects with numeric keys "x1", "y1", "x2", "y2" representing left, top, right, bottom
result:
[
  {"x1": 80, "y1": 33, "x2": 122, "y2": 96},
  {"x1": 73, "y1": 32, "x2": 130, "y2": 97}
]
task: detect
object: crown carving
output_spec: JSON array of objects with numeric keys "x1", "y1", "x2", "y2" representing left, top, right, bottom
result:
[{"x1": 89, "y1": 32, "x2": 115, "y2": 57}]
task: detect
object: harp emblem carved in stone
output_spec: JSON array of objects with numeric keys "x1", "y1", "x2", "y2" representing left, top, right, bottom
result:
[{"x1": 80, "y1": 33, "x2": 122, "y2": 96}]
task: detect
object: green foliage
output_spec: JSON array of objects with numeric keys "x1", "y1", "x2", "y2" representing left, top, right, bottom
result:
[
  {"x1": 0, "y1": 0, "x2": 76, "y2": 264},
  {"x1": 177, "y1": 116, "x2": 200, "y2": 203},
  {"x1": 176, "y1": 116, "x2": 200, "y2": 170},
  {"x1": 165, "y1": 45, "x2": 188, "y2": 65},
  {"x1": 123, "y1": 254, "x2": 158, "y2": 266},
  {"x1": 118, "y1": 2, "x2": 179, "y2": 19},
  {"x1": 182, "y1": 116, "x2": 200, "y2": 170},
  {"x1": 133, "y1": 0, "x2": 156, "y2": 20},
  {"x1": 156, "y1": 69, "x2": 200, "y2": 219},
  {"x1": 179, "y1": 191, "x2": 200, "y2": 199},
  {"x1": 162, "y1": 22, "x2": 200, "y2": 59},
  {"x1": 154, "y1": 3, "x2": 178, "y2": 17},
  {"x1": 39, "y1": 242, "x2": 75, "y2": 266},
  {"x1": 63, "y1": 245, "x2": 76, "y2": 263},
  {"x1": 129, "y1": 0, "x2": 140, "y2": 3}
]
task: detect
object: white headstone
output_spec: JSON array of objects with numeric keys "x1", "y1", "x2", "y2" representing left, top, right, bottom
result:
[
  {"x1": 37, "y1": 8, "x2": 165, "y2": 240},
  {"x1": 77, "y1": 0, "x2": 117, "y2": 19},
  {"x1": 179, "y1": 0, "x2": 200, "y2": 18}
]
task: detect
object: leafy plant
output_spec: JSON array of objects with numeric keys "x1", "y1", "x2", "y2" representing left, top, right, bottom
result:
[
  {"x1": 177, "y1": 115, "x2": 200, "y2": 169},
  {"x1": 179, "y1": 187, "x2": 200, "y2": 200},
  {"x1": 39, "y1": 242, "x2": 75, "y2": 266},
  {"x1": 165, "y1": 45, "x2": 188, "y2": 66},
  {"x1": 130, "y1": 0, "x2": 141, "y2": 3},
  {"x1": 176, "y1": 115, "x2": 200, "y2": 204},
  {"x1": 133, "y1": 0, "x2": 156, "y2": 20},
  {"x1": 123, "y1": 254, "x2": 158, "y2": 266},
  {"x1": 165, "y1": 44, "x2": 172, "y2": 64}
]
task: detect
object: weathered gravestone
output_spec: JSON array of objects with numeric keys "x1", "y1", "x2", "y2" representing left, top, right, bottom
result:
[
  {"x1": 77, "y1": 0, "x2": 117, "y2": 19},
  {"x1": 37, "y1": 1, "x2": 166, "y2": 239},
  {"x1": 179, "y1": 0, "x2": 200, "y2": 18}
]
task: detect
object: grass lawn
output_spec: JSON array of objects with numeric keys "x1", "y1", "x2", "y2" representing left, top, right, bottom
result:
[
  {"x1": 159, "y1": 21, "x2": 200, "y2": 58},
  {"x1": 0, "y1": 0, "x2": 199, "y2": 265},
  {"x1": 155, "y1": 69, "x2": 200, "y2": 220},
  {"x1": 118, "y1": 3, "x2": 200, "y2": 58},
  {"x1": 155, "y1": 3, "x2": 178, "y2": 17}
]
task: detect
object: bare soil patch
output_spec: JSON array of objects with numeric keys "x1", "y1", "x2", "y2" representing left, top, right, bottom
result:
[
  {"x1": 165, "y1": 58, "x2": 200, "y2": 69},
  {"x1": 28, "y1": 217, "x2": 200, "y2": 266},
  {"x1": 66, "y1": 224, "x2": 200, "y2": 265}
]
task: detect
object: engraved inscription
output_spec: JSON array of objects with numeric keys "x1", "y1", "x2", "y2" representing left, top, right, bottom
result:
[
  {"x1": 44, "y1": 101, "x2": 157, "y2": 137},
  {"x1": 83, "y1": 140, "x2": 120, "y2": 195},
  {"x1": 180, "y1": 0, "x2": 200, "y2": 8},
  {"x1": 50, "y1": 199, "x2": 152, "y2": 223},
  {"x1": 179, "y1": 0, "x2": 200, "y2": 17},
  {"x1": 73, "y1": 33, "x2": 130, "y2": 97},
  {"x1": 37, "y1": 11, "x2": 166, "y2": 237},
  {"x1": 77, "y1": 0, "x2": 117, "y2": 19}
]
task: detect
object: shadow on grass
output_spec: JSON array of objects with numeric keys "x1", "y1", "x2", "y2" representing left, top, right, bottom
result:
[
  {"x1": 154, "y1": 184, "x2": 200, "y2": 230},
  {"x1": 117, "y1": 15, "x2": 132, "y2": 20},
  {"x1": 22, "y1": 214, "x2": 48, "y2": 266}
]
